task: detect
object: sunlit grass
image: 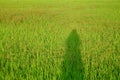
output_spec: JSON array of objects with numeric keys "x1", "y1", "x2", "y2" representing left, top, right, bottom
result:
[{"x1": 0, "y1": 0, "x2": 120, "y2": 80}]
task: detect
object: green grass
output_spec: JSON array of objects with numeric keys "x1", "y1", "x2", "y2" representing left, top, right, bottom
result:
[{"x1": 0, "y1": 0, "x2": 120, "y2": 80}]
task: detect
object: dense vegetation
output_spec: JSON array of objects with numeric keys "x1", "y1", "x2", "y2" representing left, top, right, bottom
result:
[{"x1": 0, "y1": 0, "x2": 120, "y2": 80}]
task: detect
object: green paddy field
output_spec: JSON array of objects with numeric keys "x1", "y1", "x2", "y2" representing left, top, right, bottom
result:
[{"x1": 0, "y1": 0, "x2": 120, "y2": 80}]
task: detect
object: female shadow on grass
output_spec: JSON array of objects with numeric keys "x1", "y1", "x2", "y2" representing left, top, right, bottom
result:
[{"x1": 61, "y1": 29, "x2": 84, "y2": 80}]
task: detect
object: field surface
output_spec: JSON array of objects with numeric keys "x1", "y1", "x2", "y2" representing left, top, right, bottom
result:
[{"x1": 0, "y1": 0, "x2": 120, "y2": 80}]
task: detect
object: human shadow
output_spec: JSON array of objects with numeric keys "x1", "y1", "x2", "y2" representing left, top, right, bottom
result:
[{"x1": 61, "y1": 29, "x2": 84, "y2": 80}]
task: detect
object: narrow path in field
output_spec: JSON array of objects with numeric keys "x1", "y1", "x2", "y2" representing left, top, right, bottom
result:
[{"x1": 61, "y1": 29, "x2": 84, "y2": 80}]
